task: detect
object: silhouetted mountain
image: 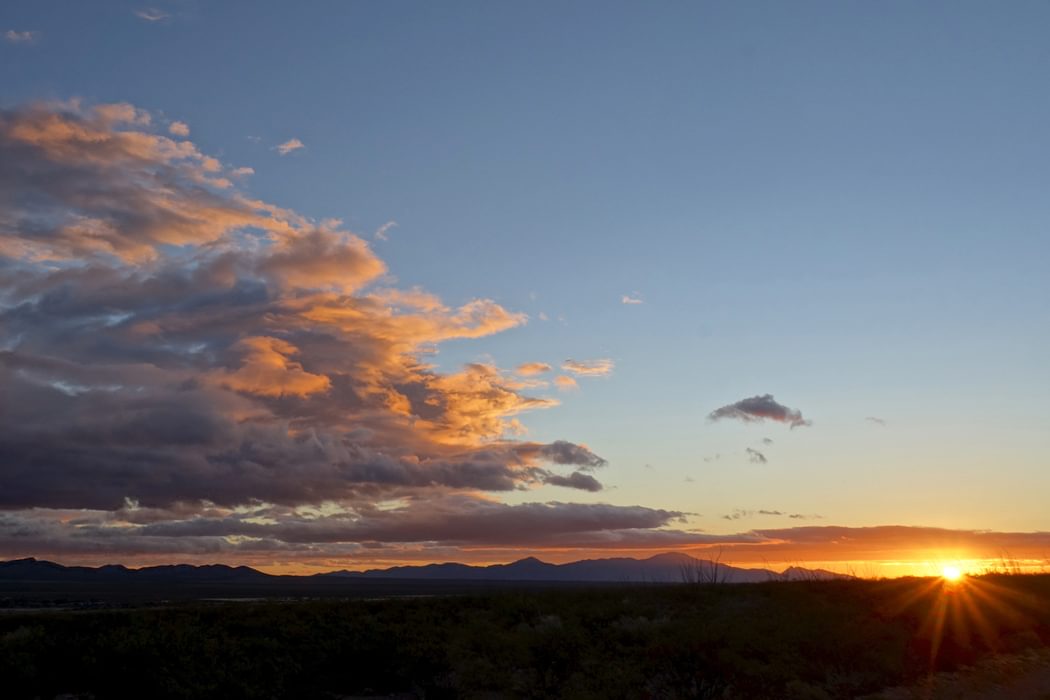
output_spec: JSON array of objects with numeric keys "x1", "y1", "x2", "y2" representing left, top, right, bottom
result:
[
  {"x1": 320, "y1": 552, "x2": 849, "y2": 583},
  {"x1": 0, "y1": 557, "x2": 269, "y2": 583},
  {"x1": 0, "y1": 554, "x2": 849, "y2": 586}
]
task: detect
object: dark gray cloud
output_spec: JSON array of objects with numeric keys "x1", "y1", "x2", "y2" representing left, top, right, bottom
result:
[
  {"x1": 0, "y1": 500, "x2": 721, "y2": 560},
  {"x1": 708, "y1": 394, "x2": 811, "y2": 428},
  {"x1": 529, "y1": 441, "x2": 607, "y2": 469},
  {"x1": 542, "y1": 471, "x2": 603, "y2": 492}
]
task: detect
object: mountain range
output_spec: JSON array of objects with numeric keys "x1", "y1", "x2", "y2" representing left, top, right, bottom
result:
[{"x1": 0, "y1": 553, "x2": 846, "y2": 584}]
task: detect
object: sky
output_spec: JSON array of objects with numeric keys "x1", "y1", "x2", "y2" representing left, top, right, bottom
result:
[{"x1": 1, "y1": 1, "x2": 1048, "y2": 576}]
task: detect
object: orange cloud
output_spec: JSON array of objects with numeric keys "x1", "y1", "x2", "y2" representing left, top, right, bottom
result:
[
  {"x1": 275, "y1": 137, "x2": 304, "y2": 155},
  {"x1": 554, "y1": 375, "x2": 578, "y2": 391},
  {"x1": 211, "y1": 336, "x2": 331, "y2": 398},
  {"x1": 516, "y1": 362, "x2": 552, "y2": 376}
]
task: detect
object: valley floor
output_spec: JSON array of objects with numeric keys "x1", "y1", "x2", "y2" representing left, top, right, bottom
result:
[{"x1": 2, "y1": 574, "x2": 1049, "y2": 699}]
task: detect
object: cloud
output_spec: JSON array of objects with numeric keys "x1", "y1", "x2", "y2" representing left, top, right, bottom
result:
[
  {"x1": 762, "y1": 437, "x2": 774, "y2": 445},
  {"x1": 554, "y1": 375, "x2": 578, "y2": 391},
  {"x1": 168, "y1": 121, "x2": 190, "y2": 137},
  {"x1": 373, "y1": 220, "x2": 397, "y2": 241},
  {"x1": 275, "y1": 138, "x2": 304, "y2": 155},
  {"x1": 4, "y1": 30, "x2": 39, "y2": 43},
  {"x1": 516, "y1": 362, "x2": 552, "y2": 376},
  {"x1": 528, "y1": 441, "x2": 607, "y2": 469},
  {"x1": 708, "y1": 394, "x2": 811, "y2": 428},
  {"x1": 702, "y1": 453, "x2": 720, "y2": 463},
  {"x1": 134, "y1": 8, "x2": 170, "y2": 22},
  {"x1": 621, "y1": 294, "x2": 643, "y2": 305},
  {"x1": 745, "y1": 448, "x2": 767, "y2": 464},
  {"x1": 722, "y1": 509, "x2": 820, "y2": 521},
  {"x1": 562, "y1": 358, "x2": 614, "y2": 377},
  {"x1": 208, "y1": 336, "x2": 332, "y2": 398},
  {"x1": 0, "y1": 500, "x2": 701, "y2": 561},
  {"x1": 543, "y1": 472, "x2": 603, "y2": 492},
  {"x1": 866, "y1": 416, "x2": 887, "y2": 426},
  {"x1": 0, "y1": 101, "x2": 612, "y2": 518}
]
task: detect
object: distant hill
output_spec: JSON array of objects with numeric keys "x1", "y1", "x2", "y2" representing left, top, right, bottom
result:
[
  {"x1": 0, "y1": 554, "x2": 848, "y2": 585},
  {"x1": 0, "y1": 558, "x2": 269, "y2": 583}
]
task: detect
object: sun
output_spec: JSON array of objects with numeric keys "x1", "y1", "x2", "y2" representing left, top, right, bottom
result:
[{"x1": 941, "y1": 565, "x2": 963, "y2": 582}]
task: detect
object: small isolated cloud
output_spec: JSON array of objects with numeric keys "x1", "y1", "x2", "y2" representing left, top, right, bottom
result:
[
  {"x1": 538, "y1": 312, "x2": 549, "y2": 321},
  {"x1": 231, "y1": 166, "x2": 254, "y2": 178},
  {"x1": 134, "y1": 8, "x2": 170, "y2": 22},
  {"x1": 621, "y1": 294, "x2": 643, "y2": 305},
  {"x1": 703, "y1": 453, "x2": 720, "y2": 463},
  {"x1": 516, "y1": 362, "x2": 552, "y2": 376},
  {"x1": 168, "y1": 121, "x2": 190, "y2": 137},
  {"x1": 866, "y1": 416, "x2": 887, "y2": 426},
  {"x1": 275, "y1": 138, "x2": 305, "y2": 155},
  {"x1": 562, "y1": 358, "x2": 614, "y2": 377},
  {"x1": 708, "y1": 394, "x2": 811, "y2": 429},
  {"x1": 745, "y1": 447, "x2": 767, "y2": 464},
  {"x1": 554, "y1": 375, "x2": 578, "y2": 391},
  {"x1": 543, "y1": 471, "x2": 602, "y2": 492},
  {"x1": 4, "y1": 30, "x2": 39, "y2": 43},
  {"x1": 374, "y1": 220, "x2": 397, "y2": 241},
  {"x1": 762, "y1": 437, "x2": 774, "y2": 445}
]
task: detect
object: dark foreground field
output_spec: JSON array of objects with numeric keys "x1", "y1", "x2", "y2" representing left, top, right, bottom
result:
[{"x1": 3, "y1": 574, "x2": 1050, "y2": 699}]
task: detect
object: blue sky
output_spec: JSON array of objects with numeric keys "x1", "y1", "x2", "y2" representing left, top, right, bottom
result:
[{"x1": 2, "y1": 1, "x2": 1049, "y2": 570}]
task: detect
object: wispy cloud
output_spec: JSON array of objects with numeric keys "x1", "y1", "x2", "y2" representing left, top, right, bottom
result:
[
  {"x1": 134, "y1": 8, "x2": 170, "y2": 22},
  {"x1": 373, "y1": 220, "x2": 397, "y2": 241},
  {"x1": 554, "y1": 375, "x2": 578, "y2": 391},
  {"x1": 722, "y1": 509, "x2": 820, "y2": 521},
  {"x1": 708, "y1": 394, "x2": 811, "y2": 429},
  {"x1": 516, "y1": 362, "x2": 552, "y2": 376},
  {"x1": 4, "y1": 30, "x2": 39, "y2": 44},
  {"x1": 745, "y1": 447, "x2": 767, "y2": 464},
  {"x1": 275, "y1": 137, "x2": 304, "y2": 155},
  {"x1": 562, "y1": 358, "x2": 614, "y2": 377},
  {"x1": 866, "y1": 416, "x2": 887, "y2": 426},
  {"x1": 621, "y1": 294, "x2": 643, "y2": 305}
]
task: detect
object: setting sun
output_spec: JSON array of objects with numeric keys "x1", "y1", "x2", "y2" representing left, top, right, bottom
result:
[{"x1": 942, "y1": 565, "x2": 963, "y2": 582}]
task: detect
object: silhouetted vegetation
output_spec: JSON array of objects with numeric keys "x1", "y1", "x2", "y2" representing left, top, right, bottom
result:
[{"x1": 3, "y1": 574, "x2": 1050, "y2": 699}]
